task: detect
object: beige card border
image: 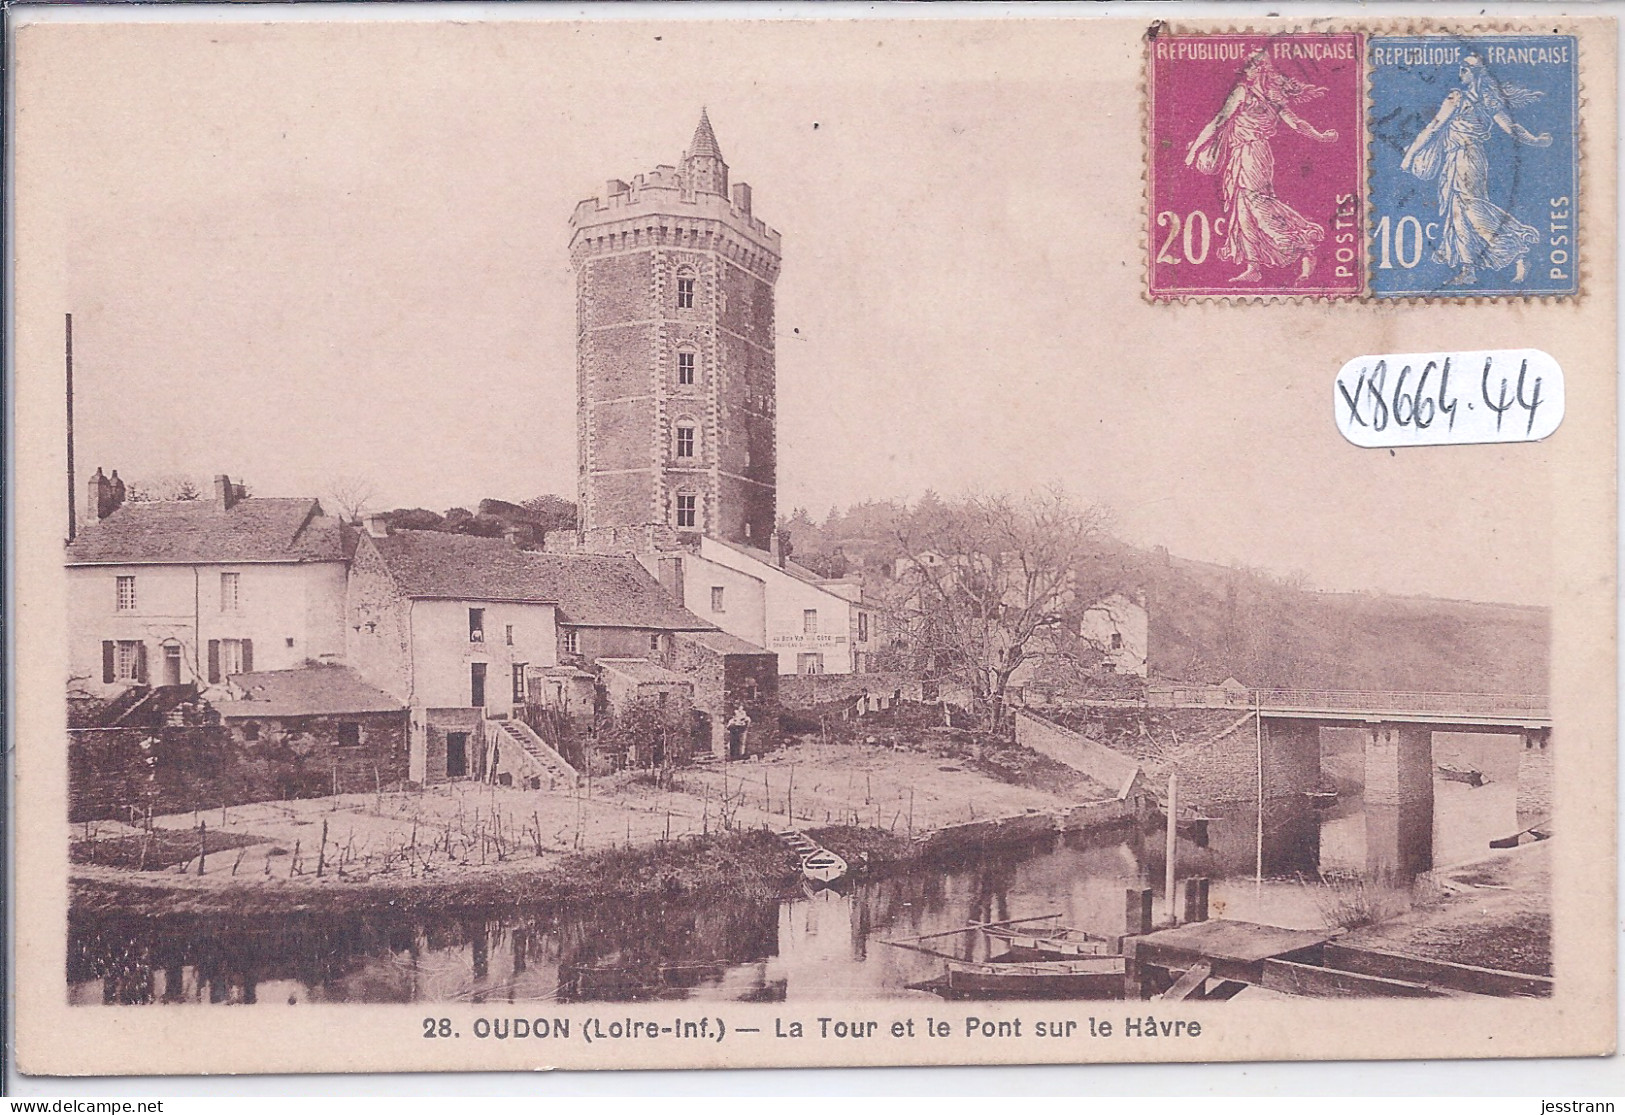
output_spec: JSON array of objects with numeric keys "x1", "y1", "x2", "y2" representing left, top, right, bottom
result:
[{"x1": 8, "y1": 12, "x2": 1618, "y2": 1076}]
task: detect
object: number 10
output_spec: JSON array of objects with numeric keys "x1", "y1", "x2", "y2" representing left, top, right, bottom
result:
[{"x1": 1374, "y1": 215, "x2": 1424, "y2": 270}]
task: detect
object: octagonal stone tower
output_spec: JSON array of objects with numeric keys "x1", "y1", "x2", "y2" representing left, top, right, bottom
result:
[{"x1": 569, "y1": 110, "x2": 781, "y2": 549}]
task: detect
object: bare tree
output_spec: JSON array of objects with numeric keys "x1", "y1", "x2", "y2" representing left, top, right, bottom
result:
[
  {"x1": 323, "y1": 476, "x2": 377, "y2": 524},
  {"x1": 892, "y1": 488, "x2": 1114, "y2": 727}
]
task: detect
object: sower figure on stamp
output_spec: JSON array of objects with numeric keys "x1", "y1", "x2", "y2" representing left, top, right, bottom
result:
[
  {"x1": 1401, "y1": 54, "x2": 1552, "y2": 287},
  {"x1": 1185, "y1": 51, "x2": 1340, "y2": 284}
]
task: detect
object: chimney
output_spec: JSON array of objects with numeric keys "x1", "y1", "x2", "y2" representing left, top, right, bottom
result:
[
  {"x1": 656, "y1": 555, "x2": 685, "y2": 604},
  {"x1": 771, "y1": 529, "x2": 789, "y2": 569},
  {"x1": 732, "y1": 182, "x2": 752, "y2": 216},
  {"x1": 85, "y1": 467, "x2": 110, "y2": 526},
  {"x1": 214, "y1": 474, "x2": 239, "y2": 511},
  {"x1": 362, "y1": 513, "x2": 389, "y2": 539}
]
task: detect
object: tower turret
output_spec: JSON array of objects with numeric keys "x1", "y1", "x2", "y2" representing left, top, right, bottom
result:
[
  {"x1": 569, "y1": 112, "x2": 781, "y2": 550},
  {"x1": 683, "y1": 108, "x2": 730, "y2": 197}
]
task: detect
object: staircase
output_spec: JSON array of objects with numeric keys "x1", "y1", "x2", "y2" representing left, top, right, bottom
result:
[{"x1": 489, "y1": 718, "x2": 580, "y2": 790}]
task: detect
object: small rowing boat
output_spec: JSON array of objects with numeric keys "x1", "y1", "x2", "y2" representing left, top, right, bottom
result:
[
  {"x1": 941, "y1": 956, "x2": 1126, "y2": 1000},
  {"x1": 979, "y1": 922, "x2": 1112, "y2": 961},
  {"x1": 777, "y1": 829, "x2": 849, "y2": 885},
  {"x1": 1437, "y1": 764, "x2": 1486, "y2": 787}
]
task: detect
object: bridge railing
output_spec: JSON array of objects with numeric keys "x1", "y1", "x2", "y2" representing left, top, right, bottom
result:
[{"x1": 1153, "y1": 685, "x2": 1549, "y2": 719}]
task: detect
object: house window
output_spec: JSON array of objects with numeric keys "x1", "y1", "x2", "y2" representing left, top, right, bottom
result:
[
  {"x1": 677, "y1": 351, "x2": 696, "y2": 386},
  {"x1": 675, "y1": 423, "x2": 695, "y2": 458},
  {"x1": 469, "y1": 608, "x2": 485, "y2": 643},
  {"x1": 470, "y1": 662, "x2": 487, "y2": 707},
  {"x1": 115, "y1": 575, "x2": 136, "y2": 612},
  {"x1": 676, "y1": 276, "x2": 695, "y2": 309},
  {"x1": 220, "y1": 572, "x2": 240, "y2": 612},
  {"x1": 512, "y1": 663, "x2": 527, "y2": 704},
  {"x1": 336, "y1": 722, "x2": 362, "y2": 748},
  {"x1": 649, "y1": 633, "x2": 661, "y2": 652},
  {"x1": 803, "y1": 609, "x2": 819, "y2": 635},
  {"x1": 711, "y1": 586, "x2": 725, "y2": 613},
  {"x1": 858, "y1": 611, "x2": 869, "y2": 642},
  {"x1": 204, "y1": 638, "x2": 253, "y2": 683},
  {"x1": 242, "y1": 720, "x2": 261, "y2": 741},
  {"x1": 115, "y1": 640, "x2": 144, "y2": 682},
  {"x1": 797, "y1": 653, "x2": 825, "y2": 675},
  {"x1": 1110, "y1": 632, "x2": 1124, "y2": 651},
  {"x1": 505, "y1": 624, "x2": 515, "y2": 646},
  {"x1": 563, "y1": 629, "x2": 580, "y2": 655},
  {"x1": 676, "y1": 494, "x2": 697, "y2": 528}
]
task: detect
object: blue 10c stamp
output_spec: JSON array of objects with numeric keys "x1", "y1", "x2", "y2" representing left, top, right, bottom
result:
[{"x1": 1368, "y1": 35, "x2": 1578, "y2": 297}]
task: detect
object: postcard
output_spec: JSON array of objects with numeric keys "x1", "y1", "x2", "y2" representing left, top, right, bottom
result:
[{"x1": 10, "y1": 11, "x2": 1616, "y2": 1074}]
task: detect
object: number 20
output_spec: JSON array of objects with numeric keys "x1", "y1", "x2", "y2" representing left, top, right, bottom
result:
[{"x1": 1156, "y1": 210, "x2": 1214, "y2": 265}]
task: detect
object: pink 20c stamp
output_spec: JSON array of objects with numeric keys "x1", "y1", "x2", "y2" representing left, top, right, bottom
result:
[{"x1": 1148, "y1": 31, "x2": 1365, "y2": 299}]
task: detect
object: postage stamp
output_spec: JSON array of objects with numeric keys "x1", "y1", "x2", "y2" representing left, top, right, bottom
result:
[
  {"x1": 1368, "y1": 34, "x2": 1580, "y2": 298},
  {"x1": 1147, "y1": 31, "x2": 1365, "y2": 300}
]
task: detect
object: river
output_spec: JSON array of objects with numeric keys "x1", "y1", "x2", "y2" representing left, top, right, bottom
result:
[{"x1": 68, "y1": 732, "x2": 1524, "y2": 1005}]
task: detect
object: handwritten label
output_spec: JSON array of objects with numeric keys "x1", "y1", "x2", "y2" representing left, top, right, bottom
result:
[{"x1": 1334, "y1": 348, "x2": 1564, "y2": 448}]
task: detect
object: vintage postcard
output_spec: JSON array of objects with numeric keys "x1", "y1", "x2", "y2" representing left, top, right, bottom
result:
[{"x1": 9, "y1": 11, "x2": 1617, "y2": 1075}]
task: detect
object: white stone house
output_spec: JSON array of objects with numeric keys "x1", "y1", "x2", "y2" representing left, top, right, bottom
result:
[
  {"x1": 1079, "y1": 591, "x2": 1150, "y2": 677},
  {"x1": 65, "y1": 473, "x2": 349, "y2": 699},
  {"x1": 639, "y1": 535, "x2": 877, "y2": 675}
]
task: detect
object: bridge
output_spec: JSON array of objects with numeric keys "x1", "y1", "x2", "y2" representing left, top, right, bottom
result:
[
  {"x1": 1156, "y1": 686, "x2": 1550, "y2": 731},
  {"x1": 1149, "y1": 686, "x2": 1552, "y2": 879}
]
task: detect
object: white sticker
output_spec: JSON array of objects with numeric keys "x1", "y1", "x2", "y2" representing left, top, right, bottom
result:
[{"x1": 1334, "y1": 348, "x2": 1564, "y2": 448}]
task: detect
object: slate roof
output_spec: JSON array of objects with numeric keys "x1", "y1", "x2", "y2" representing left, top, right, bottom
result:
[
  {"x1": 65, "y1": 498, "x2": 344, "y2": 565},
  {"x1": 526, "y1": 552, "x2": 711, "y2": 631},
  {"x1": 676, "y1": 629, "x2": 773, "y2": 657},
  {"x1": 369, "y1": 531, "x2": 559, "y2": 604},
  {"x1": 219, "y1": 666, "x2": 405, "y2": 718},
  {"x1": 597, "y1": 658, "x2": 693, "y2": 686},
  {"x1": 687, "y1": 108, "x2": 724, "y2": 162},
  {"x1": 369, "y1": 531, "x2": 712, "y2": 630}
]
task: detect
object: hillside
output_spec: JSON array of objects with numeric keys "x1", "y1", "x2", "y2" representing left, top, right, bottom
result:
[{"x1": 1139, "y1": 552, "x2": 1549, "y2": 695}]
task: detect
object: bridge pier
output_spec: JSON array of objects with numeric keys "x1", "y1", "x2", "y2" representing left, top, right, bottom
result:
[
  {"x1": 1517, "y1": 728, "x2": 1552, "y2": 830},
  {"x1": 1364, "y1": 723, "x2": 1434, "y2": 878}
]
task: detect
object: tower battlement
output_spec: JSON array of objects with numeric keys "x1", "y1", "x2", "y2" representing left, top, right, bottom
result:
[
  {"x1": 570, "y1": 110, "x2": 780, "y2": 551},
  {"x1": 568, "y1": 111, "x2": 781, "y2": 278}
]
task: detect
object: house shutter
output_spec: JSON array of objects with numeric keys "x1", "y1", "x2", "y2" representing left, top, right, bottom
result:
[
  {"x1": 241, "y1": 639, "x2": 254, "y2": 674},
  {"x1": 136, "y1": 643, "x2": 149, "y2": 685},
  {"x1": 207, "y1": 640, "x2": 221, "y2": 684},
  {"x1": 102, "y1": 641, "x2": 115, "y2": 684}
]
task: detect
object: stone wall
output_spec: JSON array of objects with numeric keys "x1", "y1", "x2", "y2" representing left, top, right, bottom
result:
[
  {"x1": 1171, "y1": 714, "x2": 1321, "y2": 810},
  {"x1": 1014, "y1": 711, "x2": 1143, "y2": 798},
  {"x1": 777, "y1": 671, "x2": 923, "y2": 709}
]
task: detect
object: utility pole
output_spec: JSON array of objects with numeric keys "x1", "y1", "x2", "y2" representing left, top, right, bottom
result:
[{"x1": 65, "y1": 313, "x2": 76, "y2": 540}]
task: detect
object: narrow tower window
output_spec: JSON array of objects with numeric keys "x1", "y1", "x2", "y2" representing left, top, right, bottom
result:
[
  {"x1": 677, "y1": 350, "x2": 695, "y2": 386},
  {"x1": 676, "y1": 494, "x2": 697, "y2": 528},
  {"x1": 677, "y1": 276, "x2": 695, "y2": 309},
  {"x1": 675, "y1": 423, "x2": 696, "y2": 458}
]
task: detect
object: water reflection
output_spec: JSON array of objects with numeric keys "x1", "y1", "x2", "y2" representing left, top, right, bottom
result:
[{"x1": 70, "y1": 733, "x2": 1523, "y2": 1005}]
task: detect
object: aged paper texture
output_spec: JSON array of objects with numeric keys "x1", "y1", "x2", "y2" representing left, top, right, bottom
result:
[{"x1": 10, "y1": 11, "x2": 1617, "y2": 1075}]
